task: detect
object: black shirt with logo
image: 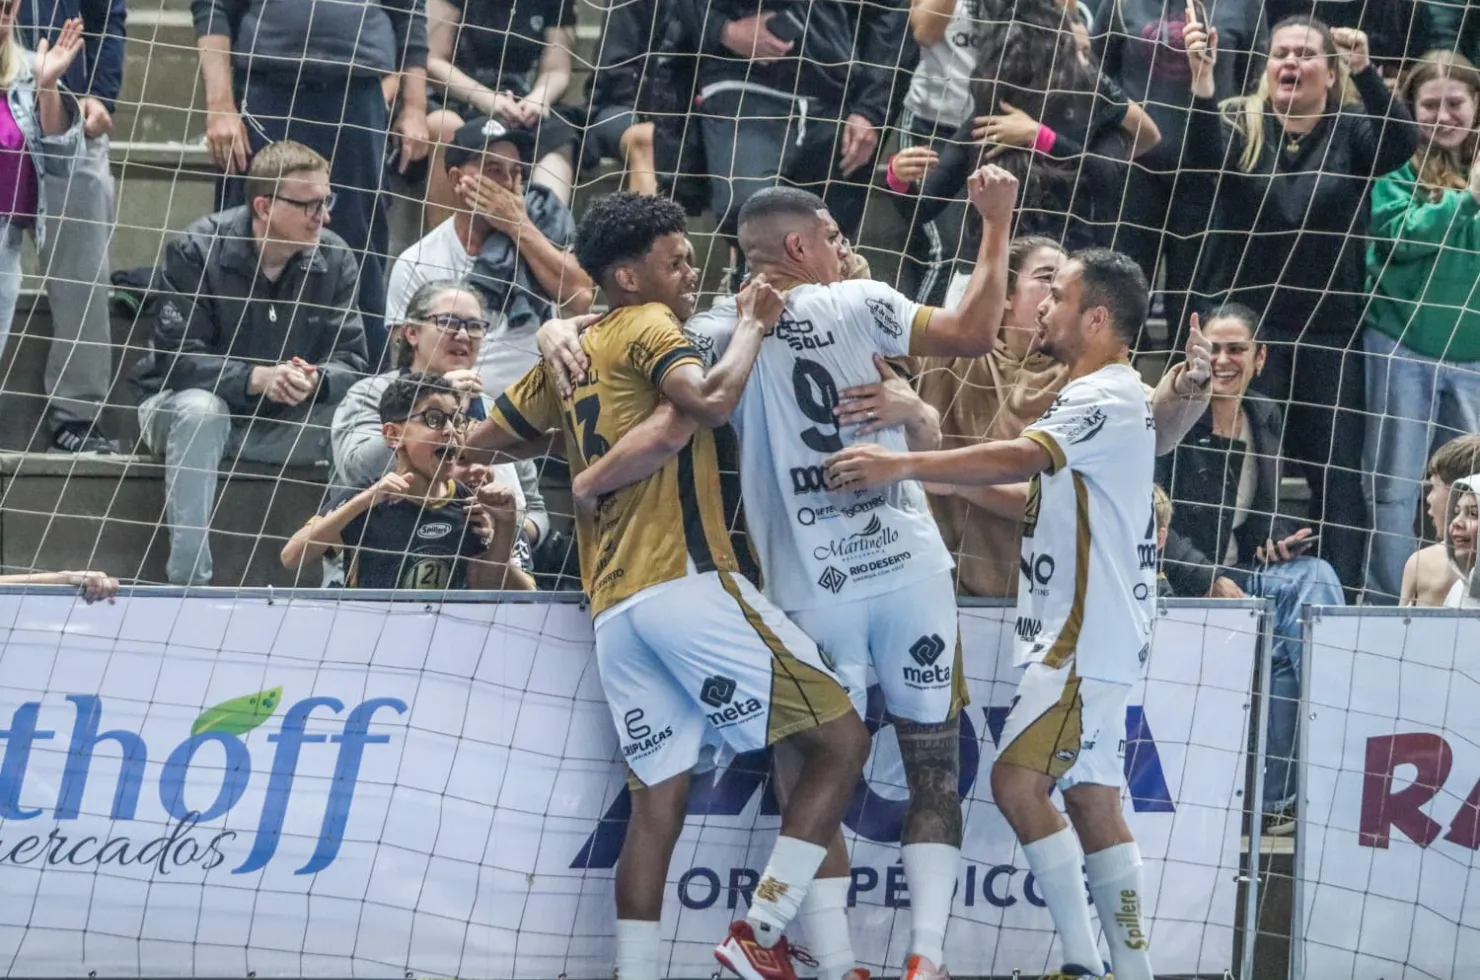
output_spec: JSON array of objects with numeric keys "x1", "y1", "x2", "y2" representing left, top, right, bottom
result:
[
  {"x1": 450, "y1": 0, "x2": 578, "y2": 96},
  {"x1": 325, "y1": 481, "x2": 489, "y2": 590}
]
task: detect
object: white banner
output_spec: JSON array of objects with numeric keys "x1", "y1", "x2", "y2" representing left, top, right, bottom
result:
[
  {"x1": 1298, "y1": 610, "x2": 1480, "y2": 980},
  {"x1": 0, "y1": 594, "x2": 1257, "y2": 978}
]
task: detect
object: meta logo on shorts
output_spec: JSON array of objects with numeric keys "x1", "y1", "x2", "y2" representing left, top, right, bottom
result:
[
  {"x1": 902, "y1": 633, "x2": 951, "y2": 688},
  {"x1": 700, "y1": 675, "x2": 762, "y2": 729},
  {"x1": 791, "y1": 466, "x2": 828, "y2": 495},
  {"x1": 817, "y1": 566, "x2": 848, "y2": 594},
  {"x1": 622, "y1": 708, "x2": 672, "y2": 761},
  {"x1": 775, "y1": 315, "x2": 836, "y2": 352}
]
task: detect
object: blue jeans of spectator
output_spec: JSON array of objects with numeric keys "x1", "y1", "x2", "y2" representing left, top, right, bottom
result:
[
  {"x1": 217, "y1": 72, "x2": 390, "y2": 369},
  {"x1": 1227, "y1": 555, "x2": 1345, "y2": 810},
  {"x1": 1362, "y1": 326, "x2": 1480, "y2": 603},
  {"x1": 139, "y1": 390, "x2": 335, "y2": 586}
]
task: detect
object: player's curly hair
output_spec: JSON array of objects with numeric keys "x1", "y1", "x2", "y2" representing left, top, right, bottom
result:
[{"x1": 574, "y1": 192, "x2": 689, "y2": 286}]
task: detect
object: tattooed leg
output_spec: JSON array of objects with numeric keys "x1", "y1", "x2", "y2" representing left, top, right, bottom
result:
[{"x1": 895, "y1": 715, "x2": 963, "y2": 846}]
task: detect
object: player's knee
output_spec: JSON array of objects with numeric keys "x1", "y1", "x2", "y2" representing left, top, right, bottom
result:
[
  {"x1": 620, "y1": 121, "x2": 654, "y2": 155},
  {"x1": 990, "y1": 760, "x2": 1052, "y2": 815}
]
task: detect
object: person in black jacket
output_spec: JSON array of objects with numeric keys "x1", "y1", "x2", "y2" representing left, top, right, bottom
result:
[
  {"x1": 1181, "y1": 11, "x2": 1418, "y2": 598},
  {"x1": 1155, "y1": 304, "x2": 1343, "y2": 833},
  {"x1": 883, "y1": 0, "x2": 1161, "y2": 307},
  {"x1": 675, "y1": 0, "x2": 909, "y2": 257},
  {"x1": 129, "y1": 141, "x2": 370, "y2": 588},
  {"x1": 579, "y1": 0, "x2": 665, "y2": 196}
]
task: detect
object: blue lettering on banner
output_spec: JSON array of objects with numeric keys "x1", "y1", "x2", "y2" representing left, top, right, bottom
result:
[
  {"x1": 0, "y1": 693, "x2": 406, "y2": 876},
  {"x1": 570, "y1": 688, "x2": 1174, "y2": 869}
]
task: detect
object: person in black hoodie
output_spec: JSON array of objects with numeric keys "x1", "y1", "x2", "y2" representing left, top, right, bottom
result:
[
  {"x1": 675, "y1": 0, "x2": 909, "y2": 254},
  {"x1": 1156, "y1": 303, "x2": 1344, "y2": 834},
  {"x1": 1180, "y1": 8, "x2": 1417, "y2": 598}
]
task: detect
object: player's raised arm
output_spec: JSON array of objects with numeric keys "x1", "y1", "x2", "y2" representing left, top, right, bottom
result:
[
  {"x1": 657, "y1": 275, "x2": 786, "y2": 427},
  {"x1": 571, "y1": 402, "x2": 699, "y2": 513},
  {"x1": 910, "y1": 165, "x2": 1017, "y2": 358},
  {"x1": 825, "y1": 436, "x2": 1053, "y2": 492},
  {"x1": 463, "y1": 361, "x2": 567, "y2": 461}
]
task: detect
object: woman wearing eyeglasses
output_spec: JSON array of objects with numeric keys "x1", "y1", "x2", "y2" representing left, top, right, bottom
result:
[{"x1": 330, "y1": 278, "x2": 548, "y2": 582}]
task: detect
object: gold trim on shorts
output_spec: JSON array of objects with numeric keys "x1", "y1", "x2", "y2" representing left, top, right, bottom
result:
[{"x1": 998, "y1": 668, "x2": 1084, "y2": 781}]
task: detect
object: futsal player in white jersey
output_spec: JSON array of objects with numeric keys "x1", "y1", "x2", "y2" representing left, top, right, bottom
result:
[
  {"x1": 827, "y1": 249, "x2": 1159, "y2": 980},
  {"x1": 538, "y1": 169, "x2": 1020, "y2": 980}
]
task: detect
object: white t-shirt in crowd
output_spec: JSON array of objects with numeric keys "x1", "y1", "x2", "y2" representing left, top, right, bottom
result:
[
  {"x1": 685, "y1": 279, "x2": 954, "y2": 613},
  {"x1": 904, "y1": 0, "x2": 986, "y2": 128},
  {"x1": 1014, "y1": 362, "x2": 1157, "y2": 686},
  {"x1": 385, "y1": 219, "x2": 539, "y2": 397}
]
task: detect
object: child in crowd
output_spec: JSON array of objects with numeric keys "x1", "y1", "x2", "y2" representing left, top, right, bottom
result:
[
  {"x1": 1444, "y1": 475, "x2": 1478, "y2": 609},
  {"x1": 281, "y1": 373, "x2": 535, "y2": 591},
  {"x1": 1401, "y1": 434, "x2": 1480, "y2": 606}
]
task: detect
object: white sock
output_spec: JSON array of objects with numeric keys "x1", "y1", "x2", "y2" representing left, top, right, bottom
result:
[
  {"x1": 796, "y1": 876, "x2": 855, "y2": 980},
  {"x1": 747, "y1": 836, "x2": 829, "y2": 947},
  {"x1": 1021, "y1": 828, "x2": 1102, "y2": 974},
  {"x1": 616, "y1": 919, "x2": 661, "y2": 980},
  {"x1": 901, "y1": 842, "x2": 959, "y2": 965},
  {"x1": 1085, "y1": 843, "x2": 1152, "y2": 980}
]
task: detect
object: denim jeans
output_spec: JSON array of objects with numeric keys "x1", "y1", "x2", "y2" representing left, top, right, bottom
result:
[
  {"x1": 1228, "y1": 555, "x2": 1346, "y2": 810},
  {"x1": 1363, "y1": 327, "x2": 1480, "y2": 603},
  {"x1": 140, "y1": 389, "x2": 335, "y2": 586}
]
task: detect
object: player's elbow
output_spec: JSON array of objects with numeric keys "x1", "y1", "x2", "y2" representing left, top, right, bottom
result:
[{"x1": 687, "y1": 398, "x2": 732, "y2": 429}]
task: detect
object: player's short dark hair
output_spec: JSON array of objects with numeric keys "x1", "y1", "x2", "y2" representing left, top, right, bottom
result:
[
  {"x1": 1070, "y1": 248, "x2": 1148, "y2": 347},
  {"x1": 379, "y1": 372, "x2": 458, "y2": 424},
  {"x1": 574, "y1": 192, "x2": 689, "y2": 285},
  {"x1": 1203, "y1": 301, "x2": 1264, "y2": 340},
  {"x1": 736, "y1": 186, "x2": 827, "y2": 234}
]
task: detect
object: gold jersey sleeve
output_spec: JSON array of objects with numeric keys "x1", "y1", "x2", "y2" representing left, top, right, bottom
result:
[{"x1": 494, "y1": 303, "x2": 743, "y2": 615}]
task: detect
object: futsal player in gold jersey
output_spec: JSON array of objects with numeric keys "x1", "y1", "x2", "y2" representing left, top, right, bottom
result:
[{"x1": 464, "y1": 193, "x2": 869, "y2": 980}]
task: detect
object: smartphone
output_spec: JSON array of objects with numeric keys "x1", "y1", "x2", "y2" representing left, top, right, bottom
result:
[
  {"x1": 1287, "y1": 532, "x2": 1319, "y2": 553},
  {"x1": 766, "y1": 7, "x2": 808, "y2": 44}
]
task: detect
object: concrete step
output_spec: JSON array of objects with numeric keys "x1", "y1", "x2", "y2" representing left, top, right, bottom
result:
[{"x1": 0, "y1": 451, "x2": 328, "y2": 588}]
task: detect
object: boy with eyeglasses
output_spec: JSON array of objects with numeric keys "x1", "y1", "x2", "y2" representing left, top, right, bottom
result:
[{"x1": 281, "y1": 373, "x2": 535, "y2": 591}]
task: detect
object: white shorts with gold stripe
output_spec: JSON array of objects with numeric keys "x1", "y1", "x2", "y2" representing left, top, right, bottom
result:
[
  {"x1": 593, "y1": 570, "x2": 854, "y2": 789},
  {"x1": 996, "y1": 660, "x2": 1130, "y2": 791}
]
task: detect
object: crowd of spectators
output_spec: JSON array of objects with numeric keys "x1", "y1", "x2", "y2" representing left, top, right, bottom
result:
[{"x1": 0, "y1": 5, "x2": 1476, "y2": 635}]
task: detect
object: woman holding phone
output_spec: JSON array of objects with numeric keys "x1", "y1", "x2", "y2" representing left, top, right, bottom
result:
[{"x1": 1180, "y1": 7, "x2": 1417, "y2": 599}]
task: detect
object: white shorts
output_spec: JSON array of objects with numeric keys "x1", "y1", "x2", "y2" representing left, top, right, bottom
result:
[
  {"x1": 594, "y1": 571, "x2": 854, "y2": 788},
  {"x1": 996, "y1": 661, "x2": 1130, "y2": 791},
  {"x1": 789, "y1": 572, "x2": 966, "y2": 725}
]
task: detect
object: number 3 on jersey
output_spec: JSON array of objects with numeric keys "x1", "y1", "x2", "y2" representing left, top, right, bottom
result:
[
  {"x1": 568, "y1": 393, "x2": 610, "y2": 462},
  {"x1": 793, "y1": 358, "x2": 842, "y2": 453}
]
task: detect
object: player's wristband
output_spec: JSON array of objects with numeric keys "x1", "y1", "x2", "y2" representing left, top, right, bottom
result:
[
  {"x1": 1032, "y1": 123, "x2": 1058, "y2": 155},
  {"x1": 885, "y1": 155, "x2": 912, "y2": 193}
]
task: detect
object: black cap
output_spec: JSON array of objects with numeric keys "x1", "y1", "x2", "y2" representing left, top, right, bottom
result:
[{"x1": 444, "y1": 116, "x2": 535, "y2": 169}]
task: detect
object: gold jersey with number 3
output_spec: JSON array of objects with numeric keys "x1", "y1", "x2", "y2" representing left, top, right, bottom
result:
[{"x1": 490, "y1": 303, "x2": 741, "y2": 615}]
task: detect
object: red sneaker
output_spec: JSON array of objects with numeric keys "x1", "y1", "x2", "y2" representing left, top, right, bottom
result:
[{"x1": 715, "y1": 920, "x2": 808, "y2": 980}]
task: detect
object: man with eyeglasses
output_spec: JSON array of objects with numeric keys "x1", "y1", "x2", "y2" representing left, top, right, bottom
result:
[
  {"x1": 129, "y1": 140, "x2": 369, "y2": 588},
  {"x1": 386, "y1": 116, "x2": 592, "y2": 396}
]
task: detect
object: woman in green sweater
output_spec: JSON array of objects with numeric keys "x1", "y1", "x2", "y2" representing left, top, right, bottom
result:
[{"x1": 1365, "y1": 50, "x2": 1480, "y2": 603}]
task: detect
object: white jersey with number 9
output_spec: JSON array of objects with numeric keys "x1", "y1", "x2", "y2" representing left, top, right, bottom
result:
[{"x1": 685, "y1": 279, "x2": 955, "y2": 613}]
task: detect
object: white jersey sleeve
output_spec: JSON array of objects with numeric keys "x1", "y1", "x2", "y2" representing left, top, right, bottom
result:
[
  {"x1": 1013, "y1": 364, "x2": 1157, "y2": 686},
  {"x1": 827, "y1": 278, "x2": 928, "y2": 359}
]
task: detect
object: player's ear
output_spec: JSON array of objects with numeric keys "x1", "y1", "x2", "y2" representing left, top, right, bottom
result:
[
  {"x1": 782, "y1": 231, "x2": 805, "y2": 263},
  {"x1": 611, "y1": 263, "x2": 640, "y2": 296}
]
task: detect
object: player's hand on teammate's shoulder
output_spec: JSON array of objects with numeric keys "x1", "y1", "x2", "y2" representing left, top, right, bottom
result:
[
  {"x1": 537, "y1": 313, "x2": 599, "y2": 398},
  {"x1": 736, "y1": 273, "x2": 787, "y2": 333},
  {"x1": 966, "y1": 163, "x2": 1019, "y2": 221},
  {"x1": 825, "y1": 442, "x2": 905, "y2": 491}
]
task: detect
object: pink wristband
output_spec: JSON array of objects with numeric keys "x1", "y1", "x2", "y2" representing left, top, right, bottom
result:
[
  {"x1": 885, "y1": 156, "x2": 911, "y2": 193},
  {"x1": 1032, "y1": 124, "x2": 1057, "y2": 155}
]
